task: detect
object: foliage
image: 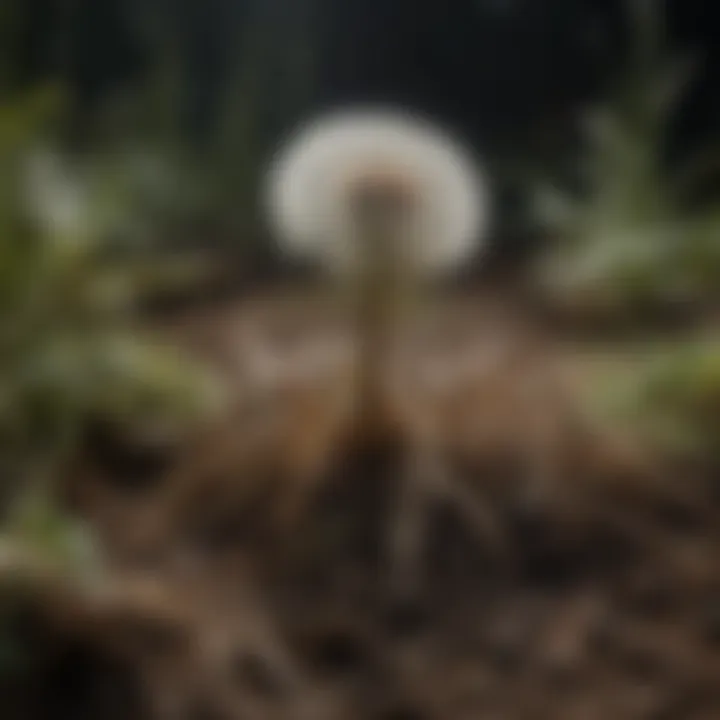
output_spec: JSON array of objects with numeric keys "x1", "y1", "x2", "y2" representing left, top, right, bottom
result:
[
  {"x1": 533, "y1": 0, "x2": 720, "y2": 315},
  {"x1": 0, "y1": 84, "x2": 220, "y2": 568},
  {"x1": 632, "y1": 338, "x2": 720, "y2": 453},
  {"x1": 580, "y1": 337, "x2": 720, "y2": 457}
]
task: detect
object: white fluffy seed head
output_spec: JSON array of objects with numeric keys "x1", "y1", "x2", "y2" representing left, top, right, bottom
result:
[{"x1": 265, "y1": 107, "x2": 490, "y2": 275}]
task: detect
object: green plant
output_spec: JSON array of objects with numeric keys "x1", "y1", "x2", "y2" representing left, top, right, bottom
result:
[
  {"x1": 533, "y1": 0, "x2": 720, "y2": 313},
  {"x1": 0, "y1": 85, "x2": 221, "y2": 568},
  {"x1": 579, "y1": 337, "x2": 720, "y2": 457}
]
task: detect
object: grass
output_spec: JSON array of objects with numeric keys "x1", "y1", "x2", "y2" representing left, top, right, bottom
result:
[
  {"x1": 574, "y1": 335, "x2": 720, "y2": 458},
  {"x1": 0, "y1": 83, "x2": 222, "y2": 576},
  {"x1": 533, "y1": 0, "x2": 720, "y2": 316}
]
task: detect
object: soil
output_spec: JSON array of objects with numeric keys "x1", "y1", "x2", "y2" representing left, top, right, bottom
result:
[{"x1": 3, "y1": 287, "x2": 720, "y2": 720}]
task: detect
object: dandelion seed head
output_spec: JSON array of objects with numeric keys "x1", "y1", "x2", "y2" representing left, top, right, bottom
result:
[{"x1": 265, "y1": 108, "x2": 490, "y2": 275}]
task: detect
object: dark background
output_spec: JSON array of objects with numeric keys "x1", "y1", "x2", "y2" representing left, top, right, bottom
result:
[
  {"x1": 11, "y1": 2, "x2": 719, "y2": 140},
  {"x1": 7, "y1": 0, "x2": 720, "y2": 263}
]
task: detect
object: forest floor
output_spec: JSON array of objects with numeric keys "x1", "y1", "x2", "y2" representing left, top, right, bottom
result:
[{"x1": 4, "y1": 284, "x2": 720, "y2": 720}]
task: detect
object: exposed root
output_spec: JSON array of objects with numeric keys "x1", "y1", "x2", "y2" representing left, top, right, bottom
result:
[
  {"x1": 50, "y1": 291, "x2": 720, "y2": 719},
  {"x1": 386, "y1": 442, "x2": 510, "y2": 603}
]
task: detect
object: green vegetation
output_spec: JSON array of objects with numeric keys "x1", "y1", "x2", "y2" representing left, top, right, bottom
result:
[
  {"x1": 578, "y1": 337, "x2": 720, "y2": 458},
  {"x1": 0, "y1": 84, "x2": 220, "y2": 573},
  {"x1": 533, "y1": 0, "x2": 720, "y2": 317}
]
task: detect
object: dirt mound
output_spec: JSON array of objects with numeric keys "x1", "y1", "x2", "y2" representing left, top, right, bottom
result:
[{"x1": 5, "y1": 293, "x2": 720, "y2": 720}]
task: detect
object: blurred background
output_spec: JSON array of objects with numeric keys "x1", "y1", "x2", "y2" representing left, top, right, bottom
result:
[{"x1": 6, "y1": 0, "x2": 720, "y2": 271}]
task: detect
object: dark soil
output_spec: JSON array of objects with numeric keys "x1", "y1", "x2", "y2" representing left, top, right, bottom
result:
[{"x1": 4, "y1": 289, "x2": 720, "y2": 720}]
